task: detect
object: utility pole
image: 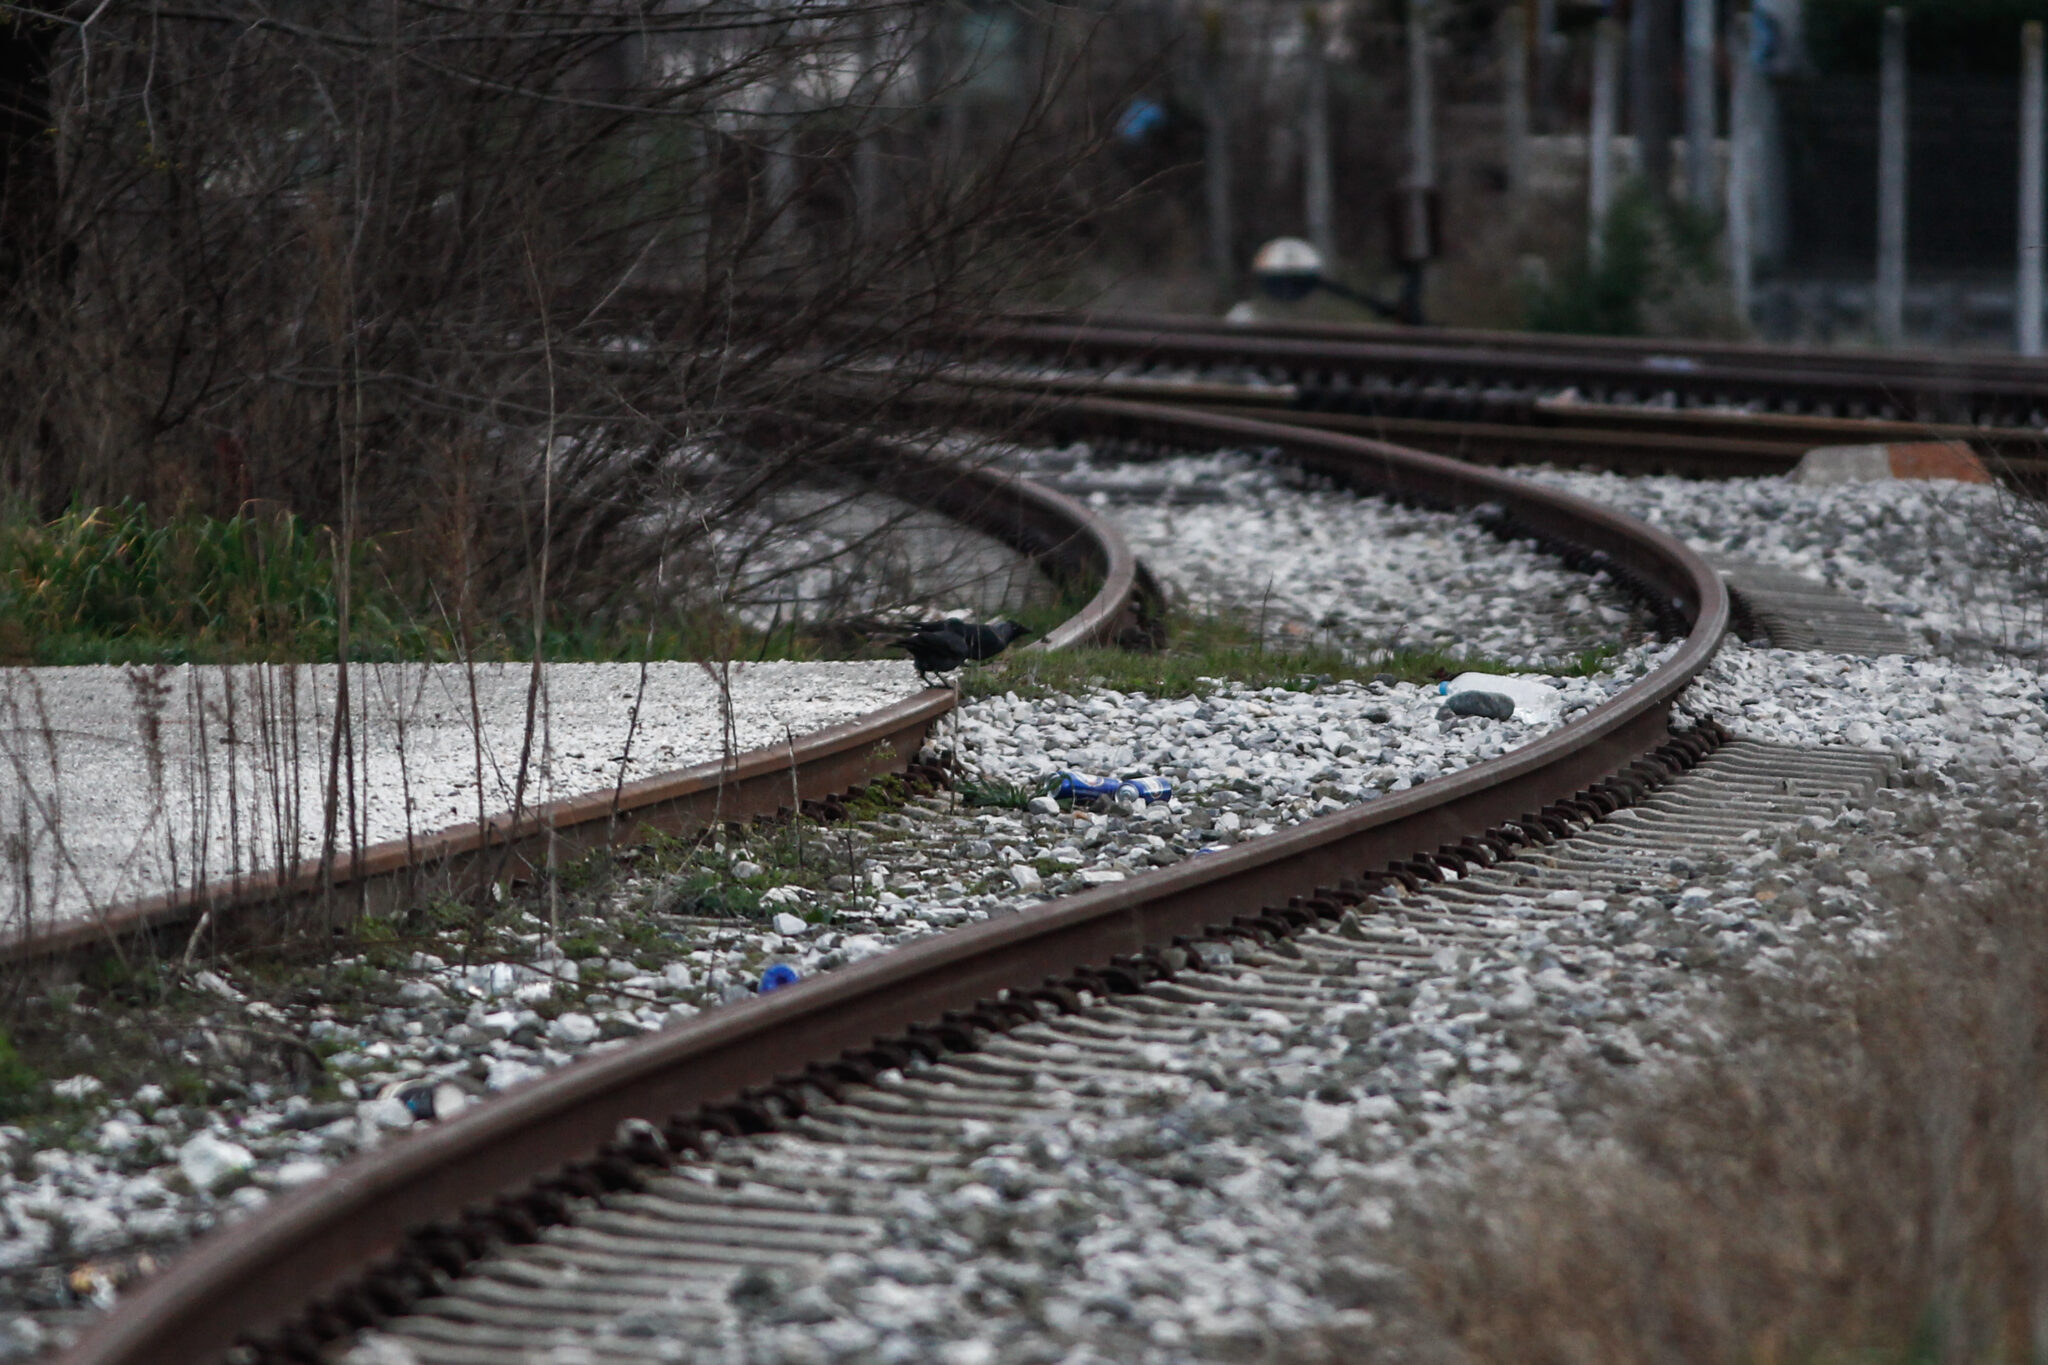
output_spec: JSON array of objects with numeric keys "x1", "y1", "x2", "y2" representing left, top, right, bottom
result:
[
  {"x1": 1876, "y1": 6, "x2": 1907, "y2": 348},
  {"x1": 1590, "y1": 16, "x2": 1621, "y2": 261},
  {"x1": 1632, "y1": 0, "x2": 1679, "y2": 203},
  {"x1": 1199, "y1": 5, "x2": 1235, "y2": 299},
  {"x1": 1302, "y1": 5, "x2": 1337, "y2": 262},
  {"x1": 2020, "y1": 21, "x2": 2044, "y2": 355},
  {"x1": 1399, "y1": 0, "x2": 1436, "y2": 322},
  {"x1": 1684, "y1": 0, "x2": 1717, "y2": 207},
  {"x1": 1535, "y1": 0, "x2": 1559, "y2": 132},
  {"x1": 1503, "y1": 7, "x2": 1530, "y2": 207},
  {"x1": 1727, "y1": 7, "x2": 1758, "y2": 326},
  {"x1": 855, "y1": 17, "x2": 885, "y2": 242}
]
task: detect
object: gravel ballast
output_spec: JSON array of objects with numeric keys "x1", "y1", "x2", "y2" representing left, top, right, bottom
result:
[
  {"x1": 708, "y1": 765, "x2": 2027, "y2": 1365},
  {"x1": 1017, "y1": 445, "x2": 1656, "y2": 665},
  {"x1": 1521, "y1": 467, "x2": 2048, "y2": 659},
  {"x1": 699, "y1": 464, "x2": 2048, "y2": 1364}
]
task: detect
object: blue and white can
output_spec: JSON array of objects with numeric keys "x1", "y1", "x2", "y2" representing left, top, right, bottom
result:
[{"x1": 1116, "y1": 777, "x2": 1174, "y2": 804}]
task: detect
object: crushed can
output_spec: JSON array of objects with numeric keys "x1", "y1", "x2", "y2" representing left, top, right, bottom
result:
[
  {"x1": 1116, "y1": 777, "x2": 1174, "y2": 805},
  {"x1": 1049, "y1": 771, "x2": 1124, "y2": 801}
]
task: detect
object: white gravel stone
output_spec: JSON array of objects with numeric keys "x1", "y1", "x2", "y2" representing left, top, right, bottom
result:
[
  {"x1": 355, "y1": 1099, "x2": 414, "y2": 1138},
  {"x1": 545, "y1": 1013, "x2": 601, "y2": 1047},
  {"x1": 269, "y1": 1160, "x2": 333, "y2": 1191},
  {"x1": 485, "y1": 1058, "x2": 545, "y2": 1092},
  {"x1": 175, "y1": 1132, "x2": 254, "y2": 1195}
]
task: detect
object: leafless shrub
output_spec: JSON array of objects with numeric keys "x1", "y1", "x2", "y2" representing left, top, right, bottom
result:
[
  {"x1": 1967, "y1": 470, "x2": 2048, "y2": 659},
  {"x1": 0, "y1": 0, "x2": 1128, "y2": 629},
  {"x1": 1334, "y1": 814, "x2": 2048, "y2": 1365}
]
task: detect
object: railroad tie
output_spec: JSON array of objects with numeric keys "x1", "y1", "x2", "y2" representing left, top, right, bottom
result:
[
  {"x1": 1710, "y1": 556, "x2": 1919, "y2": 657},
  {"x1": 331, "y1": 737, "x2": 1895, "y2": 1365}
]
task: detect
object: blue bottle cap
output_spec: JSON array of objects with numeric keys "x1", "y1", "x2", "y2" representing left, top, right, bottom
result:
[{"x1": 759, "y1": 963, "x2": 801, "y2": 993}]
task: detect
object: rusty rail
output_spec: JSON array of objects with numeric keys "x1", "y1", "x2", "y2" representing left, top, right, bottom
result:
[{"x1": 58, "y1": 399, "x2": 1726, "y2": 1365}]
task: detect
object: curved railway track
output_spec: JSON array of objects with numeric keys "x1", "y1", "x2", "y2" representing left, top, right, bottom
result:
[
  {"x1": 56, "y1": 396, "x2": 1736, "y2": 1365},
  {"x1": 0, "y1": 448, "x2": 1158, "y2": 972},
  {"x1": 958, "y1": 314, "x2": 2048, "y2": 482}
]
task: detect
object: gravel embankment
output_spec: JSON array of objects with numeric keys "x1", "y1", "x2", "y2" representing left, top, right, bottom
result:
[
  {"x1": 1516, "y1": 468, "x2": 2048, "y2": 778},
  {"x1": 1019, "y1": 445, "x2": 1656, "y2": 665}
]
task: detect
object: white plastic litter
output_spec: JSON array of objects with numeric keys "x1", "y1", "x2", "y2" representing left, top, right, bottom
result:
[{"x1": 1441, "y1": 672, "x2": 1566, "y2": 723}]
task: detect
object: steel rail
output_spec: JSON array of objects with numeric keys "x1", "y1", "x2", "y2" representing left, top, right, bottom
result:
[
  {"x1": 0, "y1": 450, "x2": 1152, "y2": 972},
  {"x1": 58, "y1": 399, "x2": 1726, "y2": 1365},
  {"x1": 942, "y1": 369, "x2": 1817, "y2": 475},
  {"x1": 969, "y1": 319, "x2": 2048, "y2": 435},
  {"x1": 949, "y1": 360, "x2": 2027, "y2": 444},
  {"x1": 1012, "y1": 307, "x2": 2048, "y2": 390}
]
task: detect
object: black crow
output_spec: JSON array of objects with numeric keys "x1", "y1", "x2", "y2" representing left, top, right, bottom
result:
[
  {"x1": 892, "y1": 619, "x2": 1025, "y2": 685},
  {"x1": 911, "y1": 618, "x2": 1028, "y2": 662}
]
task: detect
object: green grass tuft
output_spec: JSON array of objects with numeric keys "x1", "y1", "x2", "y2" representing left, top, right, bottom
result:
[
  {"x1": 963, "y1": 605, "x2": 1618, "y2": 702},
  {"x1": 0, "y1": 500, "x2": 444, "y2": 665},
  {"x1": 0, "y1": 500, "x2": 1004, "y2": 667},
  {"x1": 0, "y1": 1030, "x2": 44, "y2": 1119},
  {"x1": 957, "y1": 777, "x2": 1037, "y2": 809}
]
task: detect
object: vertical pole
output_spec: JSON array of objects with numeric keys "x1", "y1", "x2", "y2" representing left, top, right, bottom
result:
[
  {"x1": 855, "y1": 17, "x2": 884, "y2": 242},
  {"x1": 1535, "y1": 0, "x2": 1558, "y2": 132},
  {"x1": 1199, "y1": 6, "x2": 1235, "y2": 298},
  {"x1": 1727, "y1": 7, "x2": 1757, "y2": 326},
  {"x1": 1406, "y1": 0, "x2": 1435, "y2": 233},
  {"x1": 1394, "y1": 0, "x2": 1436, "y2": 324},
  {"x1": 2019, "y1": 21, "x2": 2044, "y2": 355},
  {"x1": 1876, "y1": 6, "x2": 1907, "y2": 348},
  {"x1": 1590, "y1": 16, "x2": 1621, "y2": 261},
  {"x1": 1632, "y1": 0, "x2": 1678, "y2": 202},
  {"x1": 1684, "y1": 0, "x2": 1717, "y2": 206},
  {"x1": 1303, "y1": 5, "x2": 1337, "y2": 262},
  {"x1": 1503, "y1": 7, "x2": 1530, "y2": 207}
]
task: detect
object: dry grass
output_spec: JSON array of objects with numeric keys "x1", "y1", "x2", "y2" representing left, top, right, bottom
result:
[{"x1": 1337, "y1": 811, "x2": 2048, "y2": 1365}]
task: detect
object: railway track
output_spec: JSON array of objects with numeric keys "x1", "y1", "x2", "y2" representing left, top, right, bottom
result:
[
  {"x1": 332, "y1": 727, "x2": 1896, "y2": 1365},
  {"x1": 43, "y1": 290, "x2": 2005, "y2": 1356},
  {"x1": 956, "y1": 315, "x2": 2048, "y2": 481},
  {"x1": 57, "y1": 398, "x2": 1739, "y2": 1365},
  {"x1": 0, "y1": 446, "x2": 1158, "y2": 971}
]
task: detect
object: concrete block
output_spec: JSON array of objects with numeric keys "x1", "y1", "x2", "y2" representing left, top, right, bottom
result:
[{"x1": 1792, "y1": 440, "x2": 1991, "y2": 486}]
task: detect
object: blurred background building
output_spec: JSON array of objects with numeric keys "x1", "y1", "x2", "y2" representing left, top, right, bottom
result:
[{"x1": 1022, "y1": 0, "x2": 2048, "y2": 350}]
